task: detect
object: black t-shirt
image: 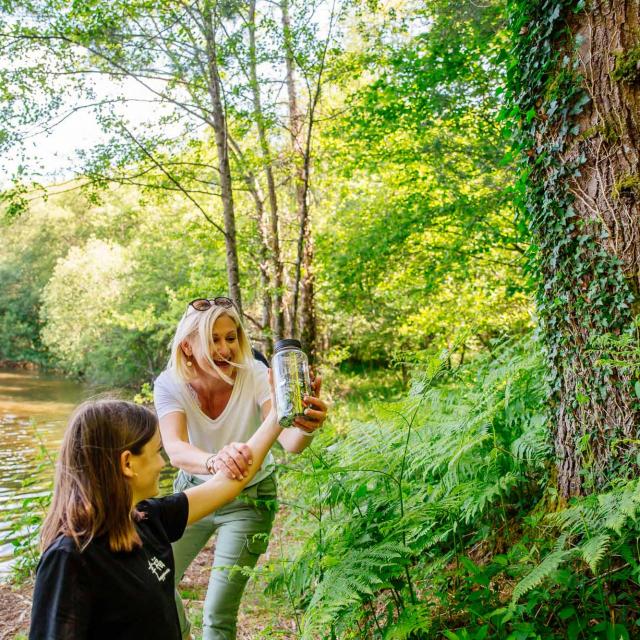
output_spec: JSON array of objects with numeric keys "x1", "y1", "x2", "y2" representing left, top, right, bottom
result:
[{"x1": 29, "y1": 492, "x2": 189, "y2": 640}]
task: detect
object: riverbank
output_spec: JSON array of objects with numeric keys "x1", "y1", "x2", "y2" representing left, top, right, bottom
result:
[
  {"x1": 0, "y1": 582, "x2": 30, "y2": 640},
  {"x1": 0, "y1": 362, "x2": 38, "y2": 371}
]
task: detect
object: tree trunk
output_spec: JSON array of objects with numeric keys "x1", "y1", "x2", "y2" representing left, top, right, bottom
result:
[
  {"x1": 281, "y1": 0, "x2": 318, "y2": 359},
  {"x1": 201, "y1": 2, "x2": 243, "y2": 315},
  {"x1": 299, "y1": 231, "x2": 318, "y2": 363},
  {"x1": 227, "y1": 138, "x2": 273, "y2": 354},
  {"x1": 518, "y1": 0, "x2": 640, "y2": 497},
  {"x1": 248, "y1": 0, "x2": 285, "y2": 342}
]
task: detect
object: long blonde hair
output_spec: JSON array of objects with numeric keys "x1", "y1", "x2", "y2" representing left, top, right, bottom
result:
[{"x1": 168, "y1": 301, "x2": 253, "y2": 383}]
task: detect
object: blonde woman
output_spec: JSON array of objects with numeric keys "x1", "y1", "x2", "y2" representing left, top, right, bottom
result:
[
  {"x1": 153, "y1": 297, "x2": 327, "y2": 640},
  {"x1": 29, "y1": 398, "x2": 283, "y2": 639}
]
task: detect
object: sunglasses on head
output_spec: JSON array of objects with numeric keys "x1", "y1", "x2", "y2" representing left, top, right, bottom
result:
[{"x1": 188, "y1": 297, "x2": 236, "y2": 311}]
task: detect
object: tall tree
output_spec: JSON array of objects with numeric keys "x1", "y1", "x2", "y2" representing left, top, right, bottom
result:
[
  {"x1": 1, "y1": 0, "x2": 343, "y2": 347},
  {"x1": 1, "y1": 0, "x2": 246, "y2": 312},
  {"x1": 247, "y1": 0, "x2": 285, "y2": 342},
  {"x1": 508, "y1": 0, "x2": 640, "y2": 497},
  {"x1": 200, "y1": 0, "x2": 244, "y2": 312},
  {"x1": 281, "y1": 0, "x2": 331, "y2": 358}
]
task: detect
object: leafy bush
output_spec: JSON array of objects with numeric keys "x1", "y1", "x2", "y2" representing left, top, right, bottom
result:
[
  {"x1": 4, "y1": 439, "x2": 54, "y2": 583},
  {"x1": 271, "y1": 337, "x2": 640, "y2": 638}
]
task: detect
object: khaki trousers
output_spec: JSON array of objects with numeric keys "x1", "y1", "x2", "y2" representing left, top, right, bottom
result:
[{"x1": 172, "y1": 471, "x2": 277, "y2": 640}]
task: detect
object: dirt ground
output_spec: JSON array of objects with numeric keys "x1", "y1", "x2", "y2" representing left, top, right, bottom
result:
[
  {"x1": 0, "y1": 510, "x2": 298, "y2": 640},
  {"x1": 0, "y1": 583, "x2": 31, "y2": 640}
]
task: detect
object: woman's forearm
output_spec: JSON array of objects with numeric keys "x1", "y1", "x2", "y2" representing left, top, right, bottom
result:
[
  {"x1": 164, "y1": 439, "x2": 212, "y2": 475},
  {"x1": 159, "y1": 412, "x2": 214, "y2": 474},
  {"x1": 278, "y1": 427, "x2": 315, "y2": 453},
  {"x1": 184, "y1": 411, "x2": 282, "y2": 525}
]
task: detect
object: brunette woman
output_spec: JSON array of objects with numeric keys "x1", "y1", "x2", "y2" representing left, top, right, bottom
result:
[
  {"x1": 154, "y1": 297, "x2": 328, "y2": 640},
  {"x1": 28, "y1": 398, "x2": 283, "y2": 640}
]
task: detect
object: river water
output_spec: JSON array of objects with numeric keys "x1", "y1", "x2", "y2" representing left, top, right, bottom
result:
[{"x1": 0, "y1": 368, "x2": 174, "y2": 579}]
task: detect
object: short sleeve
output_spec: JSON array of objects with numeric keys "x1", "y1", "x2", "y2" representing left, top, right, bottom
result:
[
  {"x1": 29, "y1": 543, "x2": 92, "y2": 639},
  {"x1": 153, "y1": 371, "x2": 186, "y2": 419},
  {"x1": 253, "y1": 361, "x2": 271, "y2": 407},
  {"x1": 138, "y1": 492, "x2": 189, "y2": 544}
]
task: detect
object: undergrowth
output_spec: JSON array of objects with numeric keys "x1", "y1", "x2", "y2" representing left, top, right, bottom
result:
[
  {"x1": 4, "y1": 437, "x2": 54, "y2": 583},
  {"x1": 270, "y1": 336, "x2": 640, "y2": 639},
  {"x1": 8, "y1": 336, "x2": 640, "y2": 638}
]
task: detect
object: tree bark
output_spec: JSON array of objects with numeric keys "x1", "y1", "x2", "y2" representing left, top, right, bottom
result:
[
  {"x1": 227, "y1": 137, "x2": 273, "y2": 353},
  {"x1": 201, "y1": 1, "x2": 243, "y2": 315},
  {"x1": 540, "y1": 1, "x2": 640, "y2": 497},
  {"x1": 248, "y1": 0, "x2": 285, "y2": 342},
  {"x1": 281, "y1": 0, "x2": 318, "y2": 359}
]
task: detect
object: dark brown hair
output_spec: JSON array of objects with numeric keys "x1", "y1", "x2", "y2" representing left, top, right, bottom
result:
[{"x1": 40, "y1": 399, "x2": 158, "y2": 553}]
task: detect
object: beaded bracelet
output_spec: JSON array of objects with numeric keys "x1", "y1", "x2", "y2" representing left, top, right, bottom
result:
[{"x1": 205, "y1": 454, "x2": 217, "y2": 474}]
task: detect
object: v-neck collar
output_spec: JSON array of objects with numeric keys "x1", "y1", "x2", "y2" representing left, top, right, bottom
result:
[{"x1": 184, "y1": 370, "x2": 242, "y2": 424}]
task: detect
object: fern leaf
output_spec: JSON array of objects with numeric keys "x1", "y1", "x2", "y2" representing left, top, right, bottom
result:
[
  {"x1": 383, "y1": 603, "x2": 432, "y2": 639},
  {"x1": 579, "y1": 533, "x2": 610, "y2": 573},
  {"x1": 511, "y1": 549, "x2": 574, "y2": 602}
]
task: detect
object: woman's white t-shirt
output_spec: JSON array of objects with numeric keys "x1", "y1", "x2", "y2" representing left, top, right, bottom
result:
[{"x1": 153, "y1": 360, "x2": 275, "y2": 484}]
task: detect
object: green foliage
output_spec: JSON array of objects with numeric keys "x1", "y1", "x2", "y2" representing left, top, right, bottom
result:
[
  {"x1": 611, "y1": 46, "x2": 640, "y2": 84},
  {"x1": 511, "y1": 546, "x2": 574, "y2": 602},
  {"x1": 1, "y1": 0, "x2": 532, "y2": 378},
  {"x1": 4, "y1": 437, "x2": 53, "y2": 583},
  {"x1": 271, "y1": 337, "x2": 555, "y2": 637},
  {"x1": 0, "y1": 184, "x2": 242, "y2": 385},
  {"x1": 504, "y1": 0, "x2": 639, "y2": 493},
  {"x1": 611, "y1": 174, "x2": 640, "y2": 202},
  {"x1": 41, "y1": 239, "x2": 133, "y2": 372},
  {"x1": 263, "y1": 337, "x2": 640, "y2": 637},
  {"x1": 8, "y1": 490, "x2": 51, "y2": 583},
  {"x1": 587, "y1": 320, "x2": 640, "y2": 371},
  {"x1": 313, "y1": 0, "x2": 531, "y2": 365},
  {"x1": 0, "y1": 186, "x2": 147, "y2": 368}
]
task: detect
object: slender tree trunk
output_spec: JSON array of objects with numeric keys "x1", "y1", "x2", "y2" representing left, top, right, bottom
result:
[
  {"x1": 228, "y1": 139, "x2": 273, "y2": 354},
  {"x1": 255, "y1": 206, "x2": 274, "y2": 355},
  {"x1": 281, "y1": 0, "x2": 318, "y2": 358},
  {"x1": 201, "y1": 1, "x2": 243, "y2": 315},
  {"x1": 248, "y1": 0, "x2": 285, "y2": 342},
  {"x1": 523, "y1": 0, "x2": 640, "y2": 497},
  {"x1": 299, "y1": 231, "x2": 318, "y2": 362}
]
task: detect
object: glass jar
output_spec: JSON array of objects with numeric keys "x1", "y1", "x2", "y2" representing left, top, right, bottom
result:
[{"x1": 271, "y1": 338, "x2": 312, "y2": 430}]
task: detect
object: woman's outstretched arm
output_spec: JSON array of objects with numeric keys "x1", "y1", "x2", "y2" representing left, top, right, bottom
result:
[{"x1": 183, "y1": 410, "x2": 282, "y2": 525}]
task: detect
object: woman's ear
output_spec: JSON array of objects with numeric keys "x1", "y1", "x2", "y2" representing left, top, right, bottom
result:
[
  {"x1": 120, "y1": 450, "x2": 136, "y2": 479},
  {"x1": 180, "y1": 340, "x2": 193, "y2": 358}
]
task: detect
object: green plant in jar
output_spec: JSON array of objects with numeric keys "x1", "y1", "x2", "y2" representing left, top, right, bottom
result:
[{"x1": 271, "y1": 339, "x2": 312, "y2": 429}]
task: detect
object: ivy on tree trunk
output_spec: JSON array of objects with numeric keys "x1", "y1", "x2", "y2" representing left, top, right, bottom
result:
[{"x1": 508, "y1": 0, "x2": 640, "y2": 498}]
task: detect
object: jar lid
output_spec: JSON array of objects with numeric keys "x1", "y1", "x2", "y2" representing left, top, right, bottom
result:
[{"x1": 273, "y1": 338, "x2": 302, "y2": 354}]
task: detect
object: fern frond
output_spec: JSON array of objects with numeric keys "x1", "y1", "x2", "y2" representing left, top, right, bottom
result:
[
  {"x1": 383, "y1": 603, "x2": 432, "y2": 639},
  {"x1": 511, "y1": 549, "x2": 574, "y2": 602},
  {"x1": 510, "y1": 413, "x2": 551, "y2": 463},
  {"x1": 578, "y1": 533, "x2": 610, "y2": 573},
  {"x1": 601, "y1": 480, "x2": 640, "y2": 534}
]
